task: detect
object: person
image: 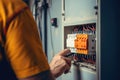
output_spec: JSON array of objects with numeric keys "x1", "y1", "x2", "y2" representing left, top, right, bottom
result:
[{"x1": 0, "y1": 0, "x2": 71, "y2": 80}]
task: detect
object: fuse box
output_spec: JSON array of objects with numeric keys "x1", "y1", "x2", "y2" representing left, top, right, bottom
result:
[{"x1": 64, "y1": 23, "x2": 96, "y2": 71}]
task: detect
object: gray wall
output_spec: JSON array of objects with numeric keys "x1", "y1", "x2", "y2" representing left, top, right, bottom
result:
[{"x1": 46, "y1": 0, "x2": 63, "y2": 62}]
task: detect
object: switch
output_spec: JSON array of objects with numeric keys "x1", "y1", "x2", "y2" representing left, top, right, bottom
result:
[{"x1": 51, "y1": 18, "x2": 57, "y2": 27}]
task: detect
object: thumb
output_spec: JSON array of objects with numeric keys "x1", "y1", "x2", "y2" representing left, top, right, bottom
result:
[{"x1": 58, "y1": 49, "x2": 71, "y2": 56}]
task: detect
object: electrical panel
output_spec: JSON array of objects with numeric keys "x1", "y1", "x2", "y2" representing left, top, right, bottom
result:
[
  {"x1": 64, "y1": 23, "x2": 96, "y2": 72},
  {"x1": 62, "y1": 0, "x2": 98, "y2": 80}
]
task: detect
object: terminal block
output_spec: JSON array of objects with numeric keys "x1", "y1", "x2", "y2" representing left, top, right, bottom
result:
[
  {"x1": 66, "y1": 34, "x2": 96, "y2": 54},
  {"x1": 74, "y1": 34, "x2": 96, "y2": 54},
  {"x1": 74, "y1": 34, "x2": 88, "y2": 54}
]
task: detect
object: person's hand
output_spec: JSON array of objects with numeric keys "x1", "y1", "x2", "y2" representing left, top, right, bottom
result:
[{"x1": 49, "y1": 49, "x2": 71, "y2": 78}]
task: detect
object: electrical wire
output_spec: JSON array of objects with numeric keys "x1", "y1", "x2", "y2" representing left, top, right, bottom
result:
[
  {"x1": 31, "y1": 0, "x2": 55, "y2": 57},
  {"x1": 36, "y1": 1, "x2": 44, "y2": 40},
  {"x1": 31, "y1": 0, "x2": 45, "y2": 40}
]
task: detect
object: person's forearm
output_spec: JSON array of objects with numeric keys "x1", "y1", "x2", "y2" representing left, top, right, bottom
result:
[{"x1": 19, "y1": 70, "x2": 55, "y2": 80}]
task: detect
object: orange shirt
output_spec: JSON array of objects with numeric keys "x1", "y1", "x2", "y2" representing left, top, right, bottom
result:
[{"x1": 0, "y1": 0, "x2": 49, "y2": 79}]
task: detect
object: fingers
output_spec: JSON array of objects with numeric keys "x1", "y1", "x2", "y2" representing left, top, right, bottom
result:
[
  {"x1": 61, "y1": 56, "x2": 71, "y2": 74},
  {"x1": 50, "y1": 49, "x2": 72, "y2": 78},
  {"x1": 50, "y1": 57, "x2": 70, "y2": 78},
  {"x1": 58, "y1": 49, "x2": 71, "y2": 56},
  {"x1": 63, "y1": 59, "x2": 71, "y2": 74},
  {"x1": 50, "y1": 56, "x2": 71, "y2": 78},
  {"x1": 60, "y1": 58, "x2": 70, "y2": 71},
  {"x1": 58, "y1": 49, "x2": 72, "y2": 74},
  {"x1": 62, "y1": 56, "x2": 71, "y2": 67}
]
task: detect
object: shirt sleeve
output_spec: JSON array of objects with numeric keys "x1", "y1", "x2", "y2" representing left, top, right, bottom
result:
[{"x1": 5, "y1": 9, "x2": 50, "y2": 79}]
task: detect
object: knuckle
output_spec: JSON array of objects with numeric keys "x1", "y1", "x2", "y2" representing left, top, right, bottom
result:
[{"x1": 62, "y1": 60, "x2": 67, "y2": 66}]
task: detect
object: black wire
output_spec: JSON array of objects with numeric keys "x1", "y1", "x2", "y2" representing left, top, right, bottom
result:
[{"x1": 43, "y1": 0, "x2": 48, "y2": 56}]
